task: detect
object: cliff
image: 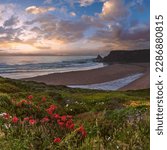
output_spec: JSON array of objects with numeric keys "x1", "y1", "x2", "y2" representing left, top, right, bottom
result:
[{"x1": 102, "y1": 49, "x2": 150, "y2": 63}]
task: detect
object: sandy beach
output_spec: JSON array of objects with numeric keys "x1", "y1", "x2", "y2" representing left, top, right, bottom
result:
[{"x1": 24, "y1": 63, "x2": 150, "y2": 90}]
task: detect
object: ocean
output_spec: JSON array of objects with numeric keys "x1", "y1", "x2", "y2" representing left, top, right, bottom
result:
[{"x1": 0, "y1": 56, "x2": 104, "y2": 79}]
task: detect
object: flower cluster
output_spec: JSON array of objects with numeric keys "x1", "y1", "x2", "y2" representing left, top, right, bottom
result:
[{"x1": 0, "y1": 95, "x2": 87, "y2": 144}]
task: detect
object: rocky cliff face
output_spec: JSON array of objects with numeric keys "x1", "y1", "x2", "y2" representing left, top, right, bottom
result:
[{"x1": 102, "y1": 49, "x2": 150, "y2": 63}]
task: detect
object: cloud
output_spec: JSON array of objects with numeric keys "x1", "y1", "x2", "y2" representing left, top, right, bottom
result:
[
  {"x1": 79, "y1": 0, "x2": 95, "y2": 7},
  {"x1": 100, "y1": 0, "x2": 128, "y2": 20},
  {"x1": 25, "y1": 6, "x2": 56, "y2": 14},
  {"x1": 89, "y1": 23, "x2": 149, "y2": 50},
  {"x1": 0, "y1": 26, "x2": 22, "y2": 43},
  {"x1": 3, "y1": 15, "x2": 19, "y2": 27},
  {"x1": 70, "y1": 12, "x2": 76, "y2": 17},
  {"x1": 44, "y1": 0, "x2": 52, "y2": 4}
]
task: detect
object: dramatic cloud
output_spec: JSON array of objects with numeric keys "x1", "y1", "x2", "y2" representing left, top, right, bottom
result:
[
  {"x1": 25, "y1": 6, "x2": 56, "y2": 14},
  {"x1": 0, "y1": 0, "x2": 150, "y2": 55},
  {"x1": 3, "y1": 16, "x2": 19, "y2": 27},
  {"x1": 100, "y1": 0, "x2": 128, "y2": 20},
  {"x1": 90, "y1": 23, "x2": 149, "y2": 50}
]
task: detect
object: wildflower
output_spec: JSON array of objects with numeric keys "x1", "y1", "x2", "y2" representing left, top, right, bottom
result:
[
  {"x1": 69, "y1": 123, "x2": 74, "y2": 129},
  {"x1": 23, "y1": 117, "x2": 29, "y2": 121},
  {"x1": 53, "y1": 113, "x2": 60, "y2": 119},
  {"x1": 78, "y1": 125, "x2": 87, "y2": 138},
  {"x1": 50, "y1": 104, "x2": 57, "y2": 110},
  {"x1": 53, "y1": 137, "x2": 61, "y2": 143},
  {"x1": 29, "y1": 119, "x2": 36, "y2": 125},
  {"x1": 12, "y1": 116, "x2": 19, "y2": 123},
  {"x1": 3, "y1": 113, "x2": 10, "y2": 119},
  {"x1": 28, "y1": 95, "x2": 33, "y2": 100},
  {"x1": 67, "y1": 115, "x2": 73, "y2": 119},
  {"x1": 20, "y1": 121, "x2": 24, "y2": 124},
  {"x1": 46, "y1": 105, "x2": 57, "y2": 115},
  {"x1": 57, "y1": 120, "x2": 64, "y2": 127},
  {"x1": 46, "y1": 108, "x2": 53, "y2": 115},
  {"x1": 42, "y1": 97, "x2": 46, "y2": 102},
  {"x1": 21, "y1": 100, "x2": 27, "y2": 103},
  {"x1": 66, "y1": 120, "x2": 74, "y2": 129},
  {"x1": 41, "y1": 117, "x2": 50, "y2": 123},
  {"x1": 61, "y1": 115, "x2": 66, "y2": 122}
]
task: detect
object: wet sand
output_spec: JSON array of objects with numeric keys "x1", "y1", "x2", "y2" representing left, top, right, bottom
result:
[{"x1": 24, "y1": 63, "x2": 149, "y2": 90}]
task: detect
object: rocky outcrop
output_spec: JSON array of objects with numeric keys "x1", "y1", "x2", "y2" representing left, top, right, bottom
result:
[
  {"x1": 94, "y1": 54, "x2": 103, "y2": 62},
  {"x1": 102, "y1": 49, "x2": 150, "y2": 63}
]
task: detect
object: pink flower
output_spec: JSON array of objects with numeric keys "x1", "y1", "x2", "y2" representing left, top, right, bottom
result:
[
  {"x1": 53, "y1": 114, "x2": 60, "y2": 119},
  {"x1": 57, "y1": 120, "x2": 64, "y2": 127},
  {"x1": 50, "y1": 104, "x2": 57, "y2": 110},
  {"x1": 41, "y1": 117, "x2": 50, "y2": 123},
  {"x1": 21, "y1": 100, "x2": 27, "y2": 103},
  {"x1": 23, "y1": 117, "x2": 29, "y2": 121},
  {"x1": 12, "y1": 116, "x2": 19, "y2": 123},
  {"x1": 61, "y1": 116, "x2": 66, "y2": 122},
  {"x1": 46, "y1": 105, "x2": 57, "y2": 115},
  {"x1": 29, "y1": 119, "x2": 36, "y2": 125},
  {"x1": 28, "y1": 95, "x2": 33, "y2": 100},
  {"x1": 67, "y1": 115, "x2": 73, "y2": 119},
  {"x1": 46, "y1": 108, "x2": 53, "y2": 115},
  {"x1": 42, "y1": 97, "x2": 46, "y2": 102},
  {"x1": 54, "y1": 137, "x2": 61, "y2": 143}
]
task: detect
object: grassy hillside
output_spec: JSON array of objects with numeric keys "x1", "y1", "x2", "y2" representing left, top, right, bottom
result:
[{"x1": 0, "y1": 77, "x2": 150, "y2": 150}]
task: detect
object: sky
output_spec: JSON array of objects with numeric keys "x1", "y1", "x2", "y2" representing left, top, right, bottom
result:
[{"x1": 0, "y1": 0, "x2": 150, "y2": 55}]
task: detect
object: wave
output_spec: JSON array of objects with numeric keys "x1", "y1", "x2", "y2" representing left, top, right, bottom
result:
[{"x1": 0, "y1": 58, "x2": 98, "y2": 74}]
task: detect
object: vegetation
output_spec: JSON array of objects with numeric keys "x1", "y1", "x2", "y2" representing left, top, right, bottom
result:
[{"x1": 0, "y1": 76, "x2": 150, "y2": 150}]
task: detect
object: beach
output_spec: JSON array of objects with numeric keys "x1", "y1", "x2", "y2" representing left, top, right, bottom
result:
[{"x1": 24, "y1": 63, "x2": 150, "y2": 90}]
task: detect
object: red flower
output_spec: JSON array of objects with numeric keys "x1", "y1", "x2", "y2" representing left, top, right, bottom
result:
[
  {"x1": 54, "y1": 137, "x2": 61, "y2": 143},
  {"x1": 78, "y1": 125, "x2": 87, "y2": 138},
  {"x1": 23, "y1": 117, "x2": 29, "y2": 121},
  {"x1": 67, "y1": 115, "x2": 73, "y2": 119},
  {"x1": 53, "y1": 113, "x2": 60, "y2": 119},
  {"x1": 42, "y1": 97, "x2": 46, "y2": 102},
  {"x1": 21, "y1": 100, "x2": 27, "y2": 103},
  {"x1": 57, "y1": 120, "x2": 64, "y2": 127},
  {"x1": 61, "y1": 115, "x2": 66, "y2": 122},
  {"x1": 28, "y1": 95, "x2": 33, "y2": 100},
  {"x1": 41, "y1": 117, "x2": 50, "y2": 123},
  {"x1": 12, "y1": 116, "x2": 19, "y2": 123},
  {"x1": 50, "y1": 104, "x2": 57, "y2": 110},
  {"x1": 46, "y1": 108, "x2": 53, "y2": 115},
  {"x1": 29, "y1": 119, "x2": 36, "y2": 125},
  {"x1": 3, "y1": 113, "x2": 10, "y2": 119},
  {"x1": 66, "y1": 120, "x2": 74, "y2": 129},
  {"x1": 70, "y1": 123, "x2": 75, "y2": 129}
]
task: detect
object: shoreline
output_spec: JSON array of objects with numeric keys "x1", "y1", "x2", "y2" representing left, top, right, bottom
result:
[{"x1": 24, "y1": 63, "x2": 150, "y2": 90}]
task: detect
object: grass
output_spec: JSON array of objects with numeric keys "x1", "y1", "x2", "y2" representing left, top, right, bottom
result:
[{"x1": 0, "y1": 76, "x2": 150, "y2": 150}]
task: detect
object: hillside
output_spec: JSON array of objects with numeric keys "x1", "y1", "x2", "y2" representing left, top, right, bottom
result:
[
  {"x1": 0, "y1": 76, "x2": 150, "y2": 149},
  {"x1": 97, "y1": 49, "x2": 150, "y2": 63}
]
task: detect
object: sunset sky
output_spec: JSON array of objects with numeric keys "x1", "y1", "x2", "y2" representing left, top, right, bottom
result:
[{"x1": 0, "y1": 0, "x2": 150, "y2": 55}]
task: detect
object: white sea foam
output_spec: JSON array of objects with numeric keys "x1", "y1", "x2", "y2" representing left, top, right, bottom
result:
[
  {"x1": 68, "y1": 73, "x2": 144, "y2": 91},
  {"x1": 0, "y1": 56, "x2": 103, "y2": 79}
]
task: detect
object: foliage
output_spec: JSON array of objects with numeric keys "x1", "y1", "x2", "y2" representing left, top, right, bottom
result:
[{"x1": 0, "y1": 77, "x2": 150, "y2": 149}]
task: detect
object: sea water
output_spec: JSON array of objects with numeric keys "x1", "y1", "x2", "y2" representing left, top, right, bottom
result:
[{"x1": 0, "y1": 56, "x2": 104, "y2": 79}]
